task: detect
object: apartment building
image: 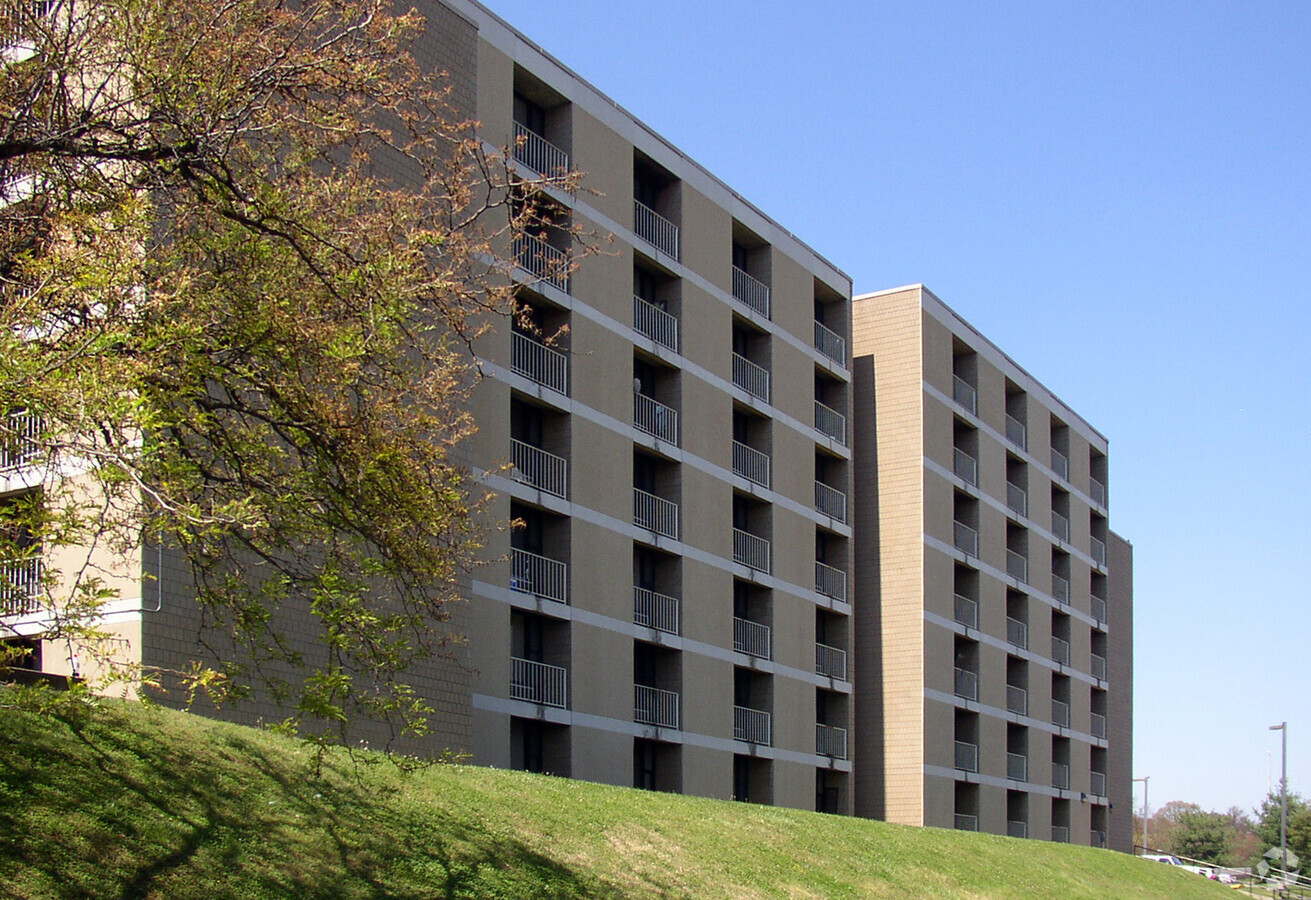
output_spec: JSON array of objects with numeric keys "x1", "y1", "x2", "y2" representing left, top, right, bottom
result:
[{"x1": 851, "y1": 285, "x2": 1133, "y2": 850}]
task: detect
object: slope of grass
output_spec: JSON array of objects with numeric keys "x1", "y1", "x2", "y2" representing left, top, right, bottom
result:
[{"x1": 0, "y1": 695, "x2": 1232, "y2": 899}]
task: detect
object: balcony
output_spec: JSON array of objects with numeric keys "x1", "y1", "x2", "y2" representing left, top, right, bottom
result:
[
  {"x1": 813, "y1": 400, "x2": 847, "y2": 445},
  {"x1": 1091, "y1": 653, "x2": 1107, "y2": 681},
  {"x1": 954, "y1": 740, "x2": 979, "y2": 773},
  {"x1": 633, "y1": 200, "x2": 679, "y2": 259},
  {"x1": 1051, "y1": 511, "x2": 1070, "y2": 542},
  {"x1": 1090, "y1": 477, "x2": 1107, "y2": 508},
  {"x1": 510, "y1": 439, "x2": 567, "y2": 499},
  {"x1": 731, "y1": 352, "x2": 770, "y2": 403},
  {"x1": 731, "y1": 441, "x2": 771, "y2": 489},
  {"x1": 1052, "y1": 826, "x2": 1070, "y2": 843},
  {"x1": 1008, "y1": 821, "x2": 1028, "y2": 839},
  {"x1": 1052, "y1": 699, "x2": 1070, "y2": 729},
  {"x1": 634, "y1": 392, "x2": 679, "y2": 445},
  {"x1": 816, "y1": 723, "x2": 848, "y2": 759},
  {"x1": 511, "y1": 331, "x2": 568, "y2": 394},
  {"x1": 1006, "y1": 549, "x2": 1028, "y2": 584},
  {"x1": 1006, "y1": 684, "x2": 1028, "y2": 716},
  {"x1": 1051, "y1": 636, "x2": 1070, "y2": 667},
  {"x1": 634, "y1": 684, "x2": 681, "y2": 729},
  {"x1": 1006, "y1": 617, "x2": 1028, "y2": 649},
  {"x1": 731, "y1": 266, "x2": 770, "y2": 318},
  {"x1": 732, "y1": 616, "x2": 772, "y2": 659},
  {"x1": 953, "y1": 448, "x2": 978, "y2": 486},
  {"x1": 734, "y1": 705, "x2": 772, "y2": 745},
  {"x1": 633, "y1": 586, "x2": 679, "y2": 635},
  {"x1": 633, "y1": 295, "x2": 679, "y2": 353},
  {"x1": 510, "y1": 657, "x2": 568, "y2": 708},
  {"x1": 1007, "y1": 752, "x2": 1028, "y2": 782},
  {"x1": 953, "y1": 521, "x2": 978, "y2": 557},
  {"x1": 733, "y1": 528, "x2": 771, "y2": 573},
  {"x1": 1051, "y1": 448, "x2": 1069, "y2": 481},
  {"x1": 954, "y1": 814, "x2": 979, "y2": 832},
  {"x1": 1091, "y1": 596, "x2": 1108, "y2": 624},
  {"x1": 1, "y1": 409, "x2": 40, "y2": 471},
  {"x1": 1006, "y1": 482, "x2": 1028, "y2": 517},
  {"x1": 1090, "y1": 771, "x2": 1107, "y2": 797},
  {"x1": 510, "y1": 548, "x2": 568, "y2": 605},
  {"x1": 814, "y1": 321, "x2": 845, "y2": 364},
  {"x1": 1091, "y1": 713, "x2": 1107, "y2": 740},
  {"x1": 1090, "y1": 537, "x2": 1107, "y2": 569},
  {"x1": 815, "y1": 642, "x2": 847, "y2": 681},
  {"x1": 952, "y1": 375, "x2": 977, "y2": 414},
  {"x1": 1, "y1": 556, "x2": 41, "y2": 616},
  {"x1": 512, "y1": 121, "x2": 569, "y2": 177},
  {"x1": 814, "y1": 481, "x2": 847, "y2": 523},
  {"x1": 1051, "y1": 573, "x2": 1070, "y2": 605},
  {"x1": 954, "y1": 594, "x2": 978, "y2": 629},
  {"x1": 1052, "y1": 763, "x2": 1070, "y2": 791},
  {"x1": 513, "y1": 233, "x2": 569, "y2": 294},
  {"x1": 634, "y1": 488, "x2": 679, "y2": 540},
  {"x1": 1005, "y1": 414, "x2": 1027, "y2": 450},
  {"x1": 814, "y1": 561, "x2": 846, "y2": 602},
  {"x1": 954, "y1": 667, "x2": 978, "y2": 702}
]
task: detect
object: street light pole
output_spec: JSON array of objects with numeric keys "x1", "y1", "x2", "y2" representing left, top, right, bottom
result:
[
  {"x1": 1133, "y1": 776, "x2": 1150, "y2": 853},
  {"x1": 1270, "y1": 722, "x2": 1287, "y2": 884}
]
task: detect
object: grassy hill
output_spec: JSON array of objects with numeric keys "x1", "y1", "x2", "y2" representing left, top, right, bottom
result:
[{"x1": 0, "y1": 695, "x2": 1232, "y2": 899}]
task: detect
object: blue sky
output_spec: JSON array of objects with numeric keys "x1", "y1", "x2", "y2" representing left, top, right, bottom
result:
[{"x1": 481, "y1": 0, "x2": 1311, "y2": 817}]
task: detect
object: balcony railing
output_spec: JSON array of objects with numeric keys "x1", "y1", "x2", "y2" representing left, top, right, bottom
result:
[
  {"x1": 954, "y1": 667, "x2": 978, "y2": 701},
  {"x1": 1090, "y1": 771, "x2": 1107, "y2": 797},
  {"x1": 1006, "y1": 482, "x2": 1027, "y2": 517},
  {"x1": 1006, "y1": 616, "x2": 1028, "y2": 649},
  {"x1": 513, "y1": 233, "x2": 569, "y2": 293},
  {"x1": 731, "y1": 440, "x2": 771, "y2": 489},
  {"x1": 734, "y1": 705, "x2": 772, "y2": 745},
  {"x1": 1091, "y1": 653, "x2": 1107, "y2": 681},
  {"x1": 510, "y1": 439, "x2": 568, "y2": 498},
  {"x1": 1052, "y1": 763, "x2": 1070, "y2": 791},
  {"x1": 1052, "y1": 699, "x2": 1071, "y2": 729},
  {"x1": 1007, "y1": 752, "x2": 1028, "y2": 782},
  {"x1": 731, "y1": 352, "x2": 770, "y2": 403},
  {"x1": 954, "y1": 521, "x2": 978, "y2": 556},
  {"x1": 633, "y1": 295, "x2": 679, "y2": 353},
  {"x1": 813, "y1": 400, "x2": 847, "y2": 445},
  {"x1": 633, "y1": 200, "x2": 679, "y2": 259},
  {"x1": 732, "y1": 616, "x2": 772, "y2": 659},
  {"x1": 1090, "y1": 477, "x2": 1107, "y2": 508},
  {"x1": 510, "y1": 657, "x2": 568, "y2": 708},
  {"x1": 953, "y1": 448, "x2": 977, "y2": 485},
  {"x1": 633, "y1": 586, "x2": 679, "y2": 635},
  {"x1": 1091, "y1": 713, "x2": 1107, "y2": 740},
  {"x1": 814, "y1": 321, "x2": 845, "y2": 364},
  {"x1": 1090, "y1": 536, "x2": 1107, "y2": 569},
  {"x1": 1051, "y1": 511, "x2": 1070, "y2": 542},
  {"x1": 815, "y1": 561, "x2": 846, "y2": 602},
  {"x1": 634, "y1": 684, "x2": 681, "y2": 729},
  {"x1": 954, "y1": 740, "x2": 979, "y2": 773},
  {"x1": 1052, "y1": 825, "x2": 1070, "y2": 843},
  {"x1": 511, "y1": 330, "x2": 568, "y2": 394},
  {"x1": 814, "y1": 481, "x2": 847, "y2": 523},
  {"x1": 1051, "y1": 448, "x2": 1069, "y2": 480},
  {"x1": 952, "y1": 375, "x2": 977, "y2": 414},
  {"x1": 1, "y1": 556, "x2": 41, "y2": 616},
  {"x1": 634, "y1": 488, "x2": 679, "y2": 540},
  {"x1": 816, "y1": 723, "x2": 848, "y2": 759},
  {"x1": 1008, "y1": 821, "x2": 1028, "y2": 839},
  {"x1": 1006, "y1": 684, "x2": 1028, "y2": 716},
  {"x1": 1051, "y1": 573, "x2": 1070, "y2": 605},
  {"x1": 1, "y1": 409, "x2": 41, "y2": 471},
  {"x1": 634, "y1": 392, "x2": 679, "y2": 445},
  {"x1": 733, "y1": 528, "x2": 771, "y2": 573},
  {"x1": 510, "y1": 548, "x2": 568, "y2": 605},
  {"x1": 1005, "y1": 414, "x2": 1027, "y2": 450},
  {"x1": 954, "y1": 814, "x2": 979, "y2": 832},
  {"x1": 1006, "y1": 549, "x2": 1028, "y2": 583},
  {"x1": 1051, "y1": 636, "x2": 1070, "y2": 667},
  {"x1": 1091, "y1": 596, "x2": 1108, "y2": 624},
  {"x1": 954, "y1": 593, "x2": 978, "y2": 629},
  {"x1": 815, "y1": 642, "x2": 847, "y2": 681},
  {"x1": 731, "y1": 266, "x2": 770, "y2": 318},
  {"x1": 513, "y1": 121, "x2": 569, "y2": 176}
]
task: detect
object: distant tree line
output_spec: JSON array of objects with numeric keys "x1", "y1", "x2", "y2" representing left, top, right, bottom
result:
[{"x1": 1134, "y1": 791, "x2": 1310, "y2": 868}]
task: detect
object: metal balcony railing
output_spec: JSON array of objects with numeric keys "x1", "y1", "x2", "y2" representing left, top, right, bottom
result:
[
  {"x1": 815, "y1": 642, "x2": 847, "y2": 681},
  {"x1": 1006, "y1": 482, "x2": 1028, "y2": 517},
  {"x1": 634, "y1": 488, "x2": 679, "y2": 540},
  {"x1": 634, "y1": 684, "x2": 680, "y2": 729},
  {"x1": 1006, "y1": 616, "x2": 1028, "y2": 649},
  {"x1": 816, "y1": 723, "x2": 848, "y2": 759},
  {"x1": 1052, "y1": 763, "x2": 1070, "y2": 791},
  {"x1": 954, "y1": 593, "x2": 978, "y2": 629},
  {"x1": 814, "y1": 481, "x2": 847, "y2": 523},
  {"x1": 1090, "y1": 771, "x2": 1107, "y2": 797},
  {"x1": 952, "y1": 375, "x2": 977, "y2": 414},
  {"x1": 954, "y1": 814, "x2": 979, "y2": 832},
  {"x1": 633, "y1": 586, "x2": 680, "y2": 635},
  {"x1": 1051, "y1": 636, "x2": 1070, "y2": 666},
  {"x1": 814, "y1": 561, "x2": 846, "y2": 602},
  {"x1": 953, "y1": 448, "x2": 978, "y2": 485},
  {"x1": 731, "y1": 440, "x2": 771, "y2": 488},
  {"x1": 733, "y1": 528, "x2": 771, "y2": 573},
  {"x1": 633, "y1": 200, "x2": 679, "y2": 259},
  {"x1": 955, "y1": 740, "x2": 979, "y2": 773},
  {"x1": 1091, "y1": 536, "x2": 1107, "y2": 569},
  {"x1": 1, "y1": 409, "x2": 41, "y2": 471},
  {"x1": 510, "y1": 548, "x2": 568, "y2": 604},
  {"x1": 1008, "y1": 821, "x2": 1028, "y2": 839},
  {"x1": 1052, "y1": 699, "x2": 1071, "y2": 729},
  {"x1": 1006, "y1": 684, "x2": 1028, "y2": 716},
  {"x1": 732, "y1": 616, "x2": 772, "y2": 659},
  {"x1": 1091, "y1": 653, "x2": 1107, "y2": 681},
  {"x1": 511, "y1": 330, "x2": 568, "y2": 394},
  {"x1": 1091, "y1": 596, "x2": 1108, "y2": 624},
  {"x1": 512, "y1": 121, "x2": 570, "y2": 176},
  {"x1": 1091, "y1": 713, "x2": 1107, "y2": 740},
  {"x1": 1, "y1": 556, "x2": 41, "y2": 616},
  {"x1": 954, "y1": 667, "x2": 978, "y2": 701},
  {"x1": 1051, "y1": 573, "x2": 1070, "y2": 605},
  {"x1": 510, "y1": 657, "x2": 567, "y2": 708},
  {"x1": 510, "y1": 439, "x2": 568, "y2": 499},
  {"x1": 1051, "y1": 448, "x2": 1069, "y2": 480},
  {"x1": 814, "y1": 321, "x2": 845, "y2": 364},
  {"x1": 1006, "y1": 549, "x2": 1028, "y2": 583},
  {"x1": 954, "y1": 521, "x2": 978, "y2": 556},
  {"x1": 513, "y1": 233, "x2": 569, "y2": 293},
  {"x1": 734, "y1": 705, "x2": 771, "y2": 745},
  {"x1": 1051, "y1": 511, "x2": 1070, "y2": 542},
  {"x1": 813, "y1": 400, "x2": 847, "y2": 445},
  {"x1": 633, "y1": 295, "x2": 679, "y2": 353},
  {"x1": 1006, "y1": 414, "x2": 1027, "y2": 450},
  {"x1": 731, "y1": 266, "x2": 770, "y2": 318},
  {"x1": 1090, "y1": 477, "x2": 1107, "y2": 508},
  {"x1": 1007, "y1": 752, "x2": 1028, "y2": 782},
  {"x1": 731, "y1": 352, "x2": 770, "y2": 403},
  {"x1": 633, "y1": 392, "x2": 679, "y2": 445},
  {"x1": 1052, "y1": 826, "x2": 1070, "y2": 843}
]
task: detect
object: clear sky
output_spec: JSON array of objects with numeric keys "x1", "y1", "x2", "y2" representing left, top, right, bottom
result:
[{"x1": 479, "y1": 0, "x2": 1311, "y2": 818}]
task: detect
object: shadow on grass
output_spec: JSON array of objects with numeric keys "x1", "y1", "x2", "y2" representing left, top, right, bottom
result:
[{"x1": 0, "y1": 701, "x2": 622, "y2": 899}]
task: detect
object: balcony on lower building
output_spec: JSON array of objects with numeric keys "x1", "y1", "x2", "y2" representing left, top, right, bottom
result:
[
  {"x1": 1091, "y1": 596, "x2": 1108, "y2": 624},
  {"x1": 816, "y1": 723, "x2": 848, "y2": 759},
  {"x1": 1006, "y1": 684, "x2": 1028, "y2": 716},
  {"x1": 633, "y1": 295, "x2": 679, "y2": 353},
  {"x1": 732, "y1": 616, "x2": 772, "y2": 660},
  {"x1": 815, "y1": 642, "x2": 847, "y2": 681},
  {"x1": 1091, "y1": 713, "x2": 1107, "y2": 740},
  {"x1": 954, "y1": 814, "x2": 979, "y2": 832},
  {"x1": 510, "y1": 548, "x2": 568, "y2": 605},
  {"x1": 1006, "y1": 550, "x2": 1028, "y2": 583},
  {"x1": 1091, "y1": 653, "x2": 1107, "y2": 681},
  {"x1": 954, "y1": 594, "x2": 978, "y2": 629},
  {"x1": 633, "y1": 586, "x2": 680, "y2": 635},
  {"x1": 1052, "y1": 826, "x2": 1070, "y2": 843},
  {"x1": 733, "y1": 528, "x2": 771, "y2": 573},
  {"x1": 953, "y1": 521, "x2": 978, "y2": 557},
  {"x1": 1091, "y1": 536, "x2": 1107, "y2": 569},
  {"x1": 1090, "y1": 771, "x2": 1107, "y2": 797},
  {"x1": 1051, "y1": 510, "x2": 1070, "y2": 542},
  {"x1": 954, "y1": 740, "x2": 979, "y2": 773},
  {"x1": 953, "y1": 448, "x2": 978, "y2": 486},
  {"x1": 1008, "y1": 821, "x2": 1028, "y2": 839},
  {"x1": 511, "y1": 331, "x2": 568, "y2": 394},
  {"x1": 1090, "y1": 477, "x2": 1107, "y2": 508},
  {"x1": 813, "y1": 320, "x2": 845, "y2": 364},
  {"x1": 731, "y1": 440, "x2": 771, "y2": 489},
  {"x1": 1051, "y1": 636, "x2": 1070, "y2": 667},
  {"x1": 633, "y1": 200, "x2": 679, "y2": 259},
  {"x1": 1051, "y1": 573, "x2": 1070, "y2": 605},
  {"x1": 634, "y1": 684, "x2": 681, "y2": 729},
  {"x1": 954, "y1": 667, "x2": 978, "y2": 702},
  {"x1": 510, "y1": 439, "x2": 568, "y2": 499},
  {"x1": 1052, "y1": 763, "x2": 1070, "y2": 791},
  {"x1": 634, "y1": 392, "x2": 679, "y2": 445},
  {"x1": 1051, "y1": 448, "x2": 1069, "y2": 481},
  {"x1": 510, "y1": 656, "x2": 568, "y2": 708},
  {"x1": 814, "y1": 561, "x2": 846, "y2": 602},
  {"x1": 1006, "y1": 616, "x2": 1028, "y2": 649},
  {"x1": 1007, "y1": 752, "x2": 1028, "y2": 782},
  {"x1": 814, "y1": 480, "x2": 847, "y2": 523},
  {"x1": 1, "y1": 409, "x2": 40, "y2": 472},
  {"x1": 1006, "y1": 481, "x2": 1028, "y2": 517},
  {"x1": 731, "y1": 265, "x2": 770, "y2": 318},
  {"x1": 731, "y1": 352, "x2": 770, "y2": 403},
  {"x1": 1052, "y1": 699, "x2": 1071, "y2": 729},
  {"x1": 953, "y1": 375, "x2": 977, "y2": 415},
  {"x1": 813, "y1": 400, "x2": 847, "y2": 445},
  {"x1": 1006, "y1": 414, "x2": 1027, "y2": 450},
  {"x1": 1, "y1": 555, "x2": 42, "y2": 616},
  {"x1": 634, "y1": 488, "x2": 679, "y2": 540},
  {"x1": 513, "y1": 233, "x2": 570, "y2": 294},
  {"x1": 512, "y1": 121, "x2": 570, "y2": 177},
  {"x1": 733, "y1": 705, "x2": 772, "y2": 745}
]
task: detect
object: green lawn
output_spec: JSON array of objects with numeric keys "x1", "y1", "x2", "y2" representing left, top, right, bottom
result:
[{"x1": 0, "y1": 694, "x2": 1234, "y2": 899}]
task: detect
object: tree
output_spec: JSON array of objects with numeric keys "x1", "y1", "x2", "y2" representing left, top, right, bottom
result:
[
  {"x1": 1165, "y1": 807, "x2": 1232, "y2": 864},
  {"x1": 1256, "y1": 791, "x2": 1311, "y2": 868},
  {"x1": 0, "y1": 0, "x2": 571, "y2": 747}
]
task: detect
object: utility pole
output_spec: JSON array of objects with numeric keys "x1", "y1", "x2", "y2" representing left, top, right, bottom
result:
[
  {"x1": 1133, "y1": 776, "x2": 1150, "y2": 853},
  {"x1": 1270, "y1": 722, "x2": 1287, "y2": 884}
]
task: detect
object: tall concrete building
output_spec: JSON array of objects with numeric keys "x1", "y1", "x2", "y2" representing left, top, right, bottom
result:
[{"x1": 851, "y1": 285, "x2": 1133, "y2": 850}]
